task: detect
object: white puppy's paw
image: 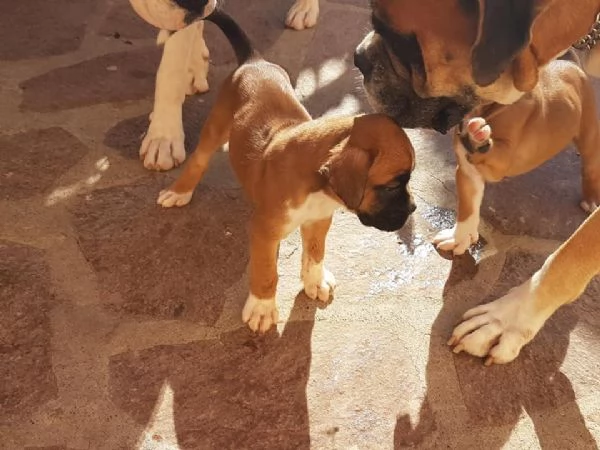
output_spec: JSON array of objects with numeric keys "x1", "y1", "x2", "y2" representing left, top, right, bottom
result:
[
  {"x1": 432, "y1": 221, "x2": 479, "y2": 255},
  {"x1": 302, "y1": 262, "x2": 336, "y2": 301},
  {"x1": 448, "y1": 281, "x2": 548, "y2": 365},
  {"x1": 157, "y1": 190, "x2": 193, "y2": 208},
  {"x1": 242, "y1": 294, "x2": 279, "y2": 333},
  {"x1": 286, "y1": 0, "x2": 319, "y2": 30},
  {"x1": 140, "y1": 114, "x2": 186, "y2": 171}
]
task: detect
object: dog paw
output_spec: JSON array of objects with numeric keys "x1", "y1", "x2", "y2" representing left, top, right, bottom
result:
[
  {"x1": 302, "y1": 263, "x2": 336, "y2": 301},
  {"x1": 140, "y1": 113, "x2": 186, "y2": 171},
  {"x1": 448, "y1": 281, "x2": 548, "y2": 365},
  {"x1": 460, "y1": 117, "x2": 492, "y2": 151},
  {"x1": 581, "y1": 176, "x2": 600, "y2": 213},
  {"x1": 286, "y1": 0, "x2": 319, "y2": 30},
  {"x1": 242, "y1": 294, "x2": 279, "y2": 333},
  {"x1": 157, "y1": 189, "x2": 193, "y2": 208},
  {"x1": 432, "y1": 222, "x2": 479, "y2": 255}
]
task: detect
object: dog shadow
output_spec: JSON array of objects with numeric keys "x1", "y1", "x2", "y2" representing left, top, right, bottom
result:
[
  {"x1": 108, "y1": 293, "x2": 319, "y2": 449},
  {"x1": 393, "y1": 252, "x2": 596, "y2": 449}
]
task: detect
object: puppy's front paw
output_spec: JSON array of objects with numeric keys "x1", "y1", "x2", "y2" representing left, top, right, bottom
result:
[
  {"x1": 432, "y1": 222, "x2": 479, "y2": 255},
  {"x1": 448, "y1": 281, "x2": 548, "y2": 365},
  {"x1": 302, "y1": 263, "x2": 336, "y2": 302},
  {"x1": 140, "y1": 113, "x2": 186, "y2": 171},
  {"x1": 157, "y1": 189, "x2": 193, "y2": 208},
  {"x1": 242, "y1": 294, "x2": 279, "y2": 333},
  {"x1": 286, "y1": 0, "x2": 319, "y2": 30},
  {"x1": 458, "y1": 117, "x2": 492, "y2": 153}
]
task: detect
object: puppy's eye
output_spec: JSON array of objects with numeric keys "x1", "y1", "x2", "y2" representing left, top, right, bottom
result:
[{"x1": 383, "y1": 184, "x2": 402, "y2": 192}]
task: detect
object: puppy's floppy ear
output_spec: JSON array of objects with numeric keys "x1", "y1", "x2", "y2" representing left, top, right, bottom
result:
[
  {"x1": 320, "y1": 145, "x2": 372, "y2": 210},
  {"x1": 472, "y1": 0, "x2": 542, "y2": 87}
]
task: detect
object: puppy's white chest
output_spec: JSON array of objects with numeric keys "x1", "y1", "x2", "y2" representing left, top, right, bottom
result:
[{"x1": 284, "y1": 191, "x2": 340, "y2": 234}]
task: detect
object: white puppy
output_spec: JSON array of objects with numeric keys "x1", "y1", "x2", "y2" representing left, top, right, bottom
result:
[{"x1": 129, "y1": 0, "x2": 320, "y2": 171}]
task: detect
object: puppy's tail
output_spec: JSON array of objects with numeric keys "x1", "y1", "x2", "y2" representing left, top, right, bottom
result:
[{"x1": 205, "y1": 9, "x2": 258, "y2": 65}]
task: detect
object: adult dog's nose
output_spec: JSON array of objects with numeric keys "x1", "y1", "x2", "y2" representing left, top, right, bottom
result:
[{"x1": 353, "y1": 49, "x2": 373, "y2": 76}]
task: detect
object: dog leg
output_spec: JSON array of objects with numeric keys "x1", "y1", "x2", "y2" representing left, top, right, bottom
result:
[
  {"x1": 433, "y1": 118, "x2": 489, "y2": 255},
  {"x1": 450, "y1": 207, "x2": 600, "y2": 365},
  {"x1": 158, "y1": 77, "x2": 234, "y2": 207},
  {"x1": 140, "y1": 22, "x2": 210, "y2": 171},
  {"x1": 300, "y1": 217, "x2": 336, "y2": 301},
  {"x1": 285, "y1": 0, "x2": 319, "y2": 30},
  {"x1": 243, "y1": 218, "x2": 281, "y2": 333},
  {"x1": 575, "y1": 86, "x2": 600, "y2": 213}
]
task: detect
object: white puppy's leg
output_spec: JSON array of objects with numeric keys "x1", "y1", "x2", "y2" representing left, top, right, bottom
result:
[
  {"x1": 140, "y1": 22, "x2": 210, "y2": 171},
  {"x1": 286, "y1": 0, "x2": 319, "y2": 30}
]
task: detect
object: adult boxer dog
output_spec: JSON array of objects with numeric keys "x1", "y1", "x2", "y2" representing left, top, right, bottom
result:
[
  {"x1": 353, "y1": 0, "x2": 600, "y2": 364},
  {"x1": 129, "y1": 0, "x2": 321, "y2": 172},
  {"x1": 157, "y1": 10, "x2": 416, "y2": 333}
]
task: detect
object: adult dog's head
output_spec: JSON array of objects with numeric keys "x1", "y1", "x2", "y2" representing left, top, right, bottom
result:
[
  {"x1": 321, "y1": 114, "x2": 416, "y2": 232},
  {"x1": 129, "y1": 0, "x2": 217, "y2": 30},
  {"x1": 355, "y1": 0, "x2": 597, "y2": 133}
]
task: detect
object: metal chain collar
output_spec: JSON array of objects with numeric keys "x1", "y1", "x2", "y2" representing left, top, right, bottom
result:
[{"x1": 573, "y1": 12, "x2": 600, "y2": 50}]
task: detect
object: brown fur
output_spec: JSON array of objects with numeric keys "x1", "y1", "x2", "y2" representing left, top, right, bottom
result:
[{"x1": 159, "y1": 55, "x2": 415, "y2": 331}]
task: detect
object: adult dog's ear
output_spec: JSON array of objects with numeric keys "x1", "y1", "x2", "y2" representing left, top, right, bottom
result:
[
  {"x1": 471, "y1": 0, "x2": 542, "y2": 87},
  {"x1": 320, "y1": 145, "x2": 373, "y2": 210}
]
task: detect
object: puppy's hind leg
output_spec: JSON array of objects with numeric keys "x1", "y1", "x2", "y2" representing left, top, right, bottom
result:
[
  {"x1": 158, "y1": 78, "x2": 236, "y2": 208},
  {"x1": 301, "y1": 217, "x2": 336, "y2": 302},
  {"x1": 575, "y1": 88, "x2": 600, "y2": 213}
]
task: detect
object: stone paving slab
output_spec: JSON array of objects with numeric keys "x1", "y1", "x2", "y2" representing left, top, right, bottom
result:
[{"x1": 1, "y1": 0, "x2": 600, "y2": 449}]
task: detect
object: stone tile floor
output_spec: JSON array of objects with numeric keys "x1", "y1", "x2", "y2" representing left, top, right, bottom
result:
[{"x1": 1, "y1": 0, "x2": 600, "y2": 449}]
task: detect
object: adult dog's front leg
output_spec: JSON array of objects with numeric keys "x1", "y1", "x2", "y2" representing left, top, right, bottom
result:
[
  {"x1": 301, "y1": 217, "x2": 336, "y2": 301},
  {"x1": 243, "y1": 219, "x2": 281, "y2": 333},
  {"x1": 450, "y1": 207, "x2": 600, "y2": 365},
  {"x1": 140, "y1": 22, "x2": 210, "y2": 171}
]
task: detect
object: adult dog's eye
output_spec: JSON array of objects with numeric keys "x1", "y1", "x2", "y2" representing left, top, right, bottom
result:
[{"x1": 383, "y1": 184, "x2": 402, "y2": 192}]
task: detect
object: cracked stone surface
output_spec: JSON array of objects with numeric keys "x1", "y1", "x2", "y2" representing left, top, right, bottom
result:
[{"x1": 1, "y1": 0, "x2": 599, "y2": 448}]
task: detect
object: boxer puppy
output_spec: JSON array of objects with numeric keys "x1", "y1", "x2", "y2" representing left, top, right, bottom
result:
[
  {"x1": 434, "y1": 55, "x2": 600, "y2": 364},
  {"x1": 157, "y1": 10, "x2": 416, "y2": 332}
]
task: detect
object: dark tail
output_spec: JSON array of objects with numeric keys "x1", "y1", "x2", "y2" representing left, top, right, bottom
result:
[{"x1": 205, "y1": 9, "x2": 258, "y2": 65}]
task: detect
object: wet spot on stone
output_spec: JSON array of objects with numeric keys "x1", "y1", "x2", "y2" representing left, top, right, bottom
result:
[
  {"x1": 69, "y1": 181, "x2": 250, "y2": 325},
  {"x1": 0, "y1": 241, "x2": 57, "y2": 421},
  {"x1": 20, "y1": 48, "x2": 161, "y2": 113},
  {"x1": 0, "y1": 128, "x2": 89, "y2": 201}
]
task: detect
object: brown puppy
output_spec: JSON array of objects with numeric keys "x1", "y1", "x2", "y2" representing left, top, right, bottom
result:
[
  {"x1": 157, "y1": 10, "x2": 416, "y2": 332},
  {"x1": 433, "y1": 56, "x2": 600, "y2": 364},
  {"x1": 354, "y1": 0, "x2": 600, "y2": 133}
]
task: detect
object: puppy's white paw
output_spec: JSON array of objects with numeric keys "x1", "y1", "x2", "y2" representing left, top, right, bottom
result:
[
  {"x1": 302, "y1": 262, "x2": 335, "y2": 301},
  {"x1": 140, "y1": 113, "x2": 186, "y2": 171},
  {"x1": 448, "y1": 281, "x2": 548, "y2": 365},
  {"x1": 286, "y1": 0, "x2": 319, "y2": 30},
  {"x1": 433, "y1": 221, "x2": 479, "y2": 255},
  {"x1": 464, "y1": 117, "x2": 492, "y2": 148},
  {"x1": 580, "y1": 199, "x2": 599, "y2": 214},
  {"x1": 157, "y1": 190, "x2": 193, "y2": 208},
  {"x1": 242, "y1": 294, "x2": 279, "y2": 333}
]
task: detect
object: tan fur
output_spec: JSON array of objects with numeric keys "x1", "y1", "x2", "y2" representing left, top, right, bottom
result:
[
  {"x1": 439, "y1": 60, "x2": 600, "y2": 363},
  {"x1": 159, "y1": 57, "x2": 415, "y2": 332}
]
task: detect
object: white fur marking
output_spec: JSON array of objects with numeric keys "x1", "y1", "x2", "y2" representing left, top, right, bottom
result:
[
  {"x1": 242, "y1": 294, "x2": 278, "y2": 333},
  {"x1": 157, "y1": 190, "x2": 193, "y2": 207},
  {"x1": 283, "y1": 191, "x2": 340, "y2": 235},
  {"x1": 301, "y1": 259, "x2": 336, "y2": 301}
]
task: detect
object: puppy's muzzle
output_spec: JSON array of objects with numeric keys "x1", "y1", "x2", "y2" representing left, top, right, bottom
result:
[{"x1": 358, "y1": 201, "x2": 416, "y2": 232}]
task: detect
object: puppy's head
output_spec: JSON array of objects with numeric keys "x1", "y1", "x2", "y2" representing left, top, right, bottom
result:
[
  {"x1": 356, "y1": 0, "x2": 549, "y2": 132},
  {"x1": 320, "y1": 115, "x2": 416, "y2": 232},
  {"x1": 129, "y1": 0, "x2": 217, "y2": 30}
]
